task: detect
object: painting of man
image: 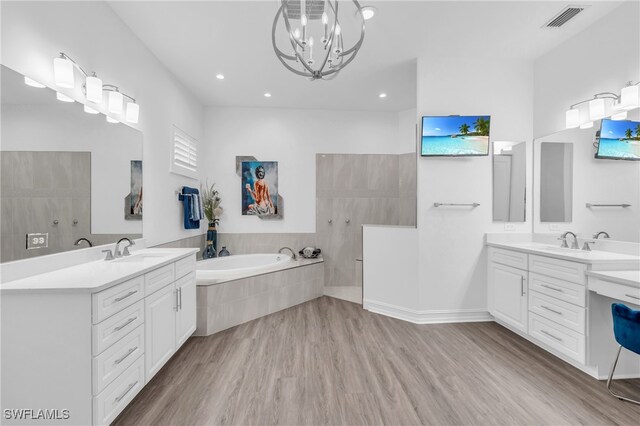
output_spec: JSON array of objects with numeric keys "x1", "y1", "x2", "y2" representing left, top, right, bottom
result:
[{"x1": 242, "y1": 161, "x2": 278, "y2": 216}]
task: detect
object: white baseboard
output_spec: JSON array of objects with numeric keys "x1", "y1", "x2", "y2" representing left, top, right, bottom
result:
[{"x1": 363, "y1": 299, "x2": 493, "y2": 324}]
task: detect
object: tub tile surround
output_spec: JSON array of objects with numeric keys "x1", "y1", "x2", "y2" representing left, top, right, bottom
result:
[{"x1": 196, "y1": 260, "x2": 324, "y2": 336}]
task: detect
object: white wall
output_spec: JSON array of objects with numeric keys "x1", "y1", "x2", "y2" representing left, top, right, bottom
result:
[
  {"x1": 416, "y1": 57, "x2": 534, "y2": 314},
  {"x1": 2, "y1": 104, "x2": 142, "y2": 234},
  {"x1": 202, "y1": 107, "x2": 416, "y2": 234},
  {"x1": 1, "y1": 1, "x2": 205, "y2": 246},
  {"x1": 534, "y1": 1, "x2": 640, "y2": 138}
]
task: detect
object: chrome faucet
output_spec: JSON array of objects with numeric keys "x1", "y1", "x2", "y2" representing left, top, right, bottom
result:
[
  {"x1": 593, "y1": 231, "x2": 611, "y2": 239},
  {"x1": 74, "y1": 237, "x2": 93, "y2": 247},
  {"x1": 559, "y1": 231, "x2": 579, "y2": 249},
  {"x1": 115, "y1": 237, "x2": 135, "y2": 257},
  {"x1": 278, "y1": 247, "x2": 297, "y2": 260}
]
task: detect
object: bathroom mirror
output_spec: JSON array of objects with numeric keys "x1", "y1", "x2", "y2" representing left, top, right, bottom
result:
[
  {"x1": 534, "y1": 126, "x2": 640, "y2": 242},
  {"x1": 493, "y1": 141, "x2": 526, "y2": 222},
  {"x1": 539, "y1": 142, "x2": 573, "y2": 223},
  {"x1": 1, "y1": 65, "x2": 143, "y2": 262}
]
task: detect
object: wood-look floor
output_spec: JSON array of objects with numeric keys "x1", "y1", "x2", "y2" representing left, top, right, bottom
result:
[{"x1": 114, "y1": 296, "x2": 640, "y2": 426}]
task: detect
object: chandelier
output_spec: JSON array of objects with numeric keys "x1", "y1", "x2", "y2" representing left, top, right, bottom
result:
[{"x1": 272, "y1": 0, "x2": 366, "y2": 81}]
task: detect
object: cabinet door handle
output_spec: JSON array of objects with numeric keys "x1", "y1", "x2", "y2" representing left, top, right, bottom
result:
[
  {"x1": 541, "y1": 329, "x2": 563, "y2": 342},
  {"x1": 541, "y1": 284, "x2": 563, "y2": 293},
  {"x1": 625, "y1": 294, "x2": 640, "y2": 300},
  {"x1": 540, "y1": 305, "x2": 563, "y2": 316},
  {"x1": 114, "y1": 290, "x2": 137, "y2": 303},
  {"x1": 114, "y1": 347, "x2": 137, "y2": 365},
  {"x1": 521, "y1": 276, "x2": 525, "y2": 296},
  {"x1": 114, "y1": 317, "x2": 136, "y2": 332},
  {"x1": 114, "y1": 381, "x2": 138, "y2": 403},
  {"x1": 178, "y1": 287, "x2": 182, "y2": 311},
  {"x1": 175, "y1": 290, "x2": 179, "y2": 312}
]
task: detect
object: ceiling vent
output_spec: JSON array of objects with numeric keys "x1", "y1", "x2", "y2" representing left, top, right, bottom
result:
[{"x1": 543, "y1": 5, "x2": 589, "y2": 28}]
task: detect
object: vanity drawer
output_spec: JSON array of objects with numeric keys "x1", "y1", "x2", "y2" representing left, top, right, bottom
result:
[
  {"x1": 93, "y1": 276, "x2": 145, "y2": 324},
  {"x1": 489, "y1": 247, "x2": 528, "y2": 271},
  {"x1": 175, "y1": 255, "x2": 196, "y2": 280},
  {"x1": 529, "y1": 290, "x2": 585, "y2": 334},
  {"x1": 93, "y1": 355, "x2": 145, "y2": 426},
  {"x1": 92, "y1": 300, "x2": 145, "y2": 355},
  {"x1": 529, "y1": 313, "x2": 585, "y2": 364},
  {"x1": 529, "y1": 272, "x2": 586, "y2": 307},
  {"x1": 529, "y1": 254, "x2": 586, "y2": 285},
  {"x1": 588, "y1": 278, "x2": 640, "y2": 307},
  {"x1": 145, "y1": 263, "x2": 175, "y2": 295},
  {"x1": 92, "y1": 324, "x2": 144, "y2": 395}
]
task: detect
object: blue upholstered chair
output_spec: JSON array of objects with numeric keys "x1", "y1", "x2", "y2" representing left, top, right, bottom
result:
[{"x1": 606, "y1": 303, "x2": 640, "y2": 405}]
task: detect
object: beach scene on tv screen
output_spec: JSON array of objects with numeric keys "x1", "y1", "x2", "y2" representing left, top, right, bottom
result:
[
  {"x1": 422, "y1": 115, "x2": 490, "y2": 156},
  {"x1": 598, "y1": 119, "x2": 640, "y2": 160}
]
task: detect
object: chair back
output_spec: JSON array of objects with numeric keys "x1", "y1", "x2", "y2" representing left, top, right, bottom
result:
[{"x1": 612, "y1": 303, "x2": 640, "y2": 355}]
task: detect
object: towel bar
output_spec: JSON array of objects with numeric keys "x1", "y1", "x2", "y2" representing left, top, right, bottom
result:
[{"x1": 586, "y1": 203, "x2": 631, "y2": 208}]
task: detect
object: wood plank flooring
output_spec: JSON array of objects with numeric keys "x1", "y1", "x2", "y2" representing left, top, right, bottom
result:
[{"x1": 114, "y1": 296, "x2": 640, "y2": 425}]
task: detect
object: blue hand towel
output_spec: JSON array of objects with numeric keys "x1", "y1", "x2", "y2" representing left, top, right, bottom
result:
[{"x1": 179, "y1": 187, "x2": 200, "y2": 229}]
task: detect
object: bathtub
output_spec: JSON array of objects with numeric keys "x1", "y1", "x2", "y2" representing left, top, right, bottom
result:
[{"x1": 196, "y1": 253, "x2": 292, "y2": 282}]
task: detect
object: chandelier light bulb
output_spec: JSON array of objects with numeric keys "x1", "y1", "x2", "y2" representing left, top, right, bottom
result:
[
  {"x1": 126, "y1": 102, "x2": 140, "y2": 124},
  {"x1": 588, "y1": 98, "x2": 606, "y2": 121},
  {"x1": 293, "y1": 28, "x2": 301, "y2": 39},
  {"x1": 335, "y1": 23, "x2": 341, "y2": 36},
  {"x1": 565, "y1": 109, "x2": 580, "y2": 129},
  {"x1": 322, "y1": 12, "x2": 328, "y2": 24},
  {"x1": 24, "y1": 76, "x2": 45, "y2": 88},
  {"x1": 301, "y1": 15, "x2": 308, "y2": 26},
  {"x1": 361, "y1": 6, "x2": 377, "y2": 20},
  {"x1": 108, "y1": 90, "x2": 123, "y2": 114},
  {"x1": 620, "y1": 84, "x2": 639, "y2": 110},
  {"x1": 53, "y1": 56, "x2": 74, "y2": 89},
  {"x1": 85, "y1": 75, "x2": 103, "y2": 103}
]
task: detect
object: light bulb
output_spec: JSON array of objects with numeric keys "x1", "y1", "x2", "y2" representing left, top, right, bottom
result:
[
  {"x1": 106, "y1": 116, "x2": 119, "y2": 124},
  {"x1": 335, "y1": 24, "x2": 341, "y2": 36},
  {"x1": 24, "y1": 76, "x2": 45, "y2": 88},
  {"x1": 361, "y1": 6, "x2": 377, "y2": 20},
  {"x1": 84, "y1": 104, "x2": 99, "y2": 114},
  {"x1": 579, "y1": 121, "x2": 594, "y2": 129},
  {"x1": 53, "y1": 56, "x2": 74, "y2": 89},
  {"x1": 620, "y1": 84, "x2": 639, "y2": 110},
  {"x1": 264, "y1": 92, "x2": 272, "y2": 98},
  {"x1": 308, "y1": 36, "x2": 314, "y2": 47},
  {"x1": 322, "y1": 12, "x2": 328, "y2": 24},
  {"x1": 85, "y1": 75, "x2": 103, "y2": 103},
  {"x1": 126, "y1": 102, "x2": 140, "y2": 124},
  {"x1": 108, "y1": 90, "x2": 123, "y2": 114},
  {"x1": 379, "y1": 93, "x2": 387, "y2": 99},
  {"x1": 588, "y1": 98, "x2": 605, "y2": 121},
  {"x1": 215, "y1": 74, "x2": 225, "y2": 80},
  {"x1": 56, "y1": 92, "x2": 74, "y2": 103},
  {"x1": 565, "y1": 109, "x2": 580, "y2": 129},
  {"x1": 611, "y1": 111, "x2": 628, "y2": 121},
  {"x1": 301, "y1": 15, "x2": 308, "y2": 26}
]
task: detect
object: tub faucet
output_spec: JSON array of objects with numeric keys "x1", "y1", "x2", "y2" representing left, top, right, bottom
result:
[
  {"x1": 278, "y1": 247, "x2": 297, "y2": 260},
  {"x1": 593, "y1": 231, "x2": 611, "y2": 239},
  {"x1": 115, "y1": 237, "x2": 135, "y2": 257},
  {"x1": 559, "y1": 231, "x2": 579, "y2": 249},
  {"x1": 74, "y1": 237, "x2": 93, "y2": 247}
]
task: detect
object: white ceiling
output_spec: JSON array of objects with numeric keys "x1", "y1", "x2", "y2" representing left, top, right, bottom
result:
[{"x1": 109, "y1": 1, "x2": 623, "y2": 112}]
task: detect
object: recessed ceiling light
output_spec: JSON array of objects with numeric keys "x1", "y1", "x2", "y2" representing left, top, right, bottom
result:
[
  {"x1": 361, "y1": 6, "x2": 377, "y2": 20},
  {"x1": 216, "y1": 74, "x2": 225, "y2": 80},
  {"x1": 379, "y1": 93, "x2": 387, "y2": 99},
  {"x1": 24, "y1": 76, "x2": 45, "y2": 88},
  {"x1": 264, "y1": 92, "x2": 272, "y2": 98}
]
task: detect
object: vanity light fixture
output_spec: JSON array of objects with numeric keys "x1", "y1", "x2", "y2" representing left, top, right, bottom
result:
[
  {"x1": 588, "y1": 98, "x2": 605, "y2": 121},
  {"x1": 565, "y1": 108, "x2": 580, "y2": 128},
  {"x1": 620, "y1": 81, "x2": 639, "y2": 110},
  {"x1": 106, "y1": 116, "x2": 119, "y2": 124},
  {"x1": 24, "y1": 76, "x2": 45, "y2": 88},
  {"x1": 565, "y1": 81, "x2": 640, "y2": 130},
  {"x1": 610, "y1": 110, "x2": 628, "y2": 121},
  {"x1": 52, "y1": 52, "x2": 140, "y2": 123},
  {"x1": 56, "y1": 92, "x2": 74, "y2": 103}
]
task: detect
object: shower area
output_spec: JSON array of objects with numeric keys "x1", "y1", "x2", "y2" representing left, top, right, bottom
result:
[{"x1": 316, "y1": 152, "x2": 417, "y2": 304}]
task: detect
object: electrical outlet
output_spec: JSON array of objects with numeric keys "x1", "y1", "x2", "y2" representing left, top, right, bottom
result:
[
  {"x1": 504, "y1": 223, "x2": 516, "y2": 231},
  {"x1": 549, "y1": 224, "x2": 561, "y2": 231},
  {"x1": 26, "y1": 233, "x2": 48, "y2": 250}
]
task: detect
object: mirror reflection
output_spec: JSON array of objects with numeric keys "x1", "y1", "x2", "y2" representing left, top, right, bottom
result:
[
  {"x1": 539, "y1": 142, "x2": 573, "y2": 223},
  {"x1": 1, "y1": 65, "x2": 143, "y2": 262},
  {"x1": 493, "y1": 141, "x2": 526, "y2": 222}
]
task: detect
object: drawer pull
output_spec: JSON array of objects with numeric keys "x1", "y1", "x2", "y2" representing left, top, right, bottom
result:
[
  {"x1": 114, "y1": 290, "x2": 138, "y2": 303},
  {"x1": 540, "y1": 305, "x2": 563, "y2": 316},
  {"x1": 541, "y1": 284, "x2": 563, "y2": 293},
  {"x1": 113, "y1": 317, "x2": 136, "y2": 332},
  {"x1": 541, "y1": 329, "x2": 563, "y2": 342},
  {"x1": 114, "y1": 381, "x2": 138, "y2": 403},
  {"x1": 625, "y1": 294, "x2": 640, "y2": 300},
  {"x1": 114, "y1": 347, "x2": 137, "y2": 365}
]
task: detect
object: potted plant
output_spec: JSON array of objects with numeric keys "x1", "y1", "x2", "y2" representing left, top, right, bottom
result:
[{"x1": 201, "y1": 182, "x2": 223, "y2": 259}]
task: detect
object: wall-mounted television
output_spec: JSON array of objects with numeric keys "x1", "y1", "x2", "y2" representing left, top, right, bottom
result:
[
  {"x1": 421, "y1": 115, "x2": 491, "y2": 157},
  {"x1": 596, "y1": 119, "x2": 640, "y2": 161}
]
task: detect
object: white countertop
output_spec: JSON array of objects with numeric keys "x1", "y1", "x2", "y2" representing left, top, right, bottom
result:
[
  {"x1": 586, "y1": 270, "x2": 640, "y2": 288},
  {"x1": 196, "y1": 257, "x2": 324, "y2": 286},
  {"x1": 487, "y1": 241, "x2": 640, "y2": 265},
  {"x1": 0, "y1": 248, "x2": 198, "y2": 293}
]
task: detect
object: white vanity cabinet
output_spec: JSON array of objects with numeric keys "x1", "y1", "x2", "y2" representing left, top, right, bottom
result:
[
  {"x1": 488, "y1": 261, "x2": 528, "y2": 333},
  {"x1": 0, "y1": 249, "x2": 197, "y2": 426}
]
